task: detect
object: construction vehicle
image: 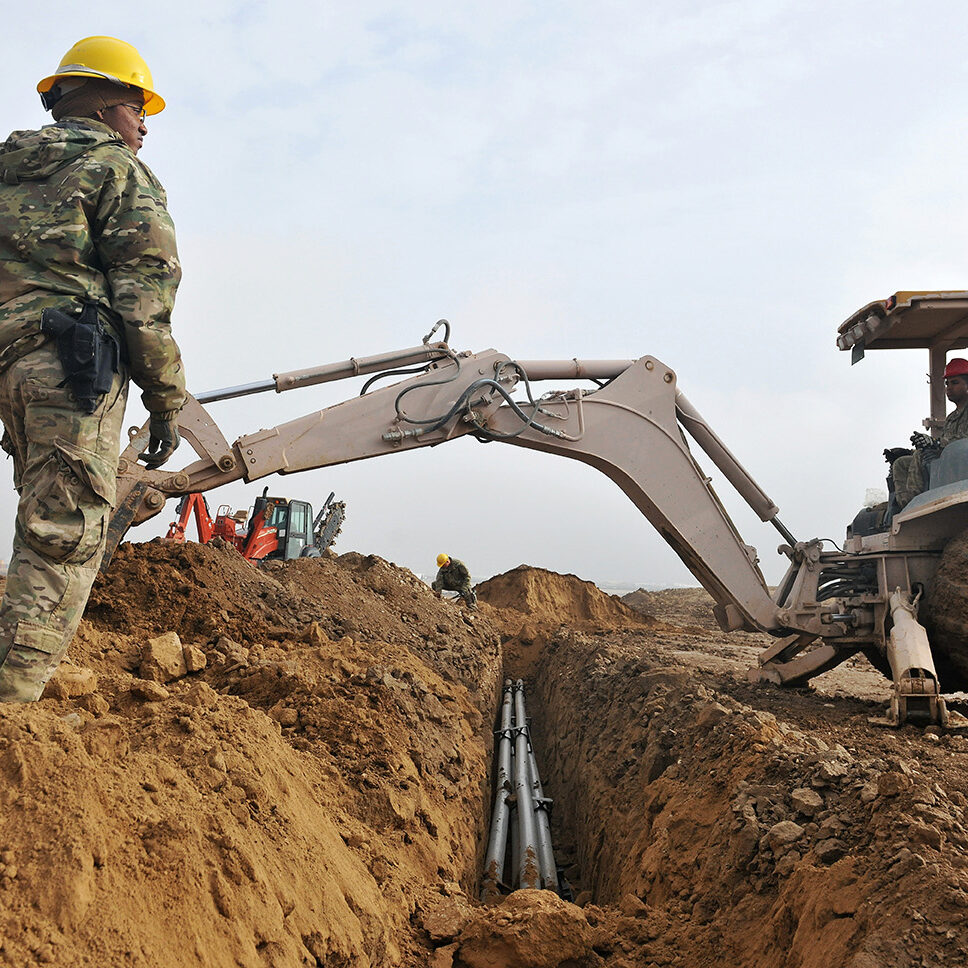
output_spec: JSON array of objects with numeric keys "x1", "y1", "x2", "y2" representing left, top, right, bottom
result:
[
  {"x1": 104, "y1": 300, "x2": 968, "y2": 727},
  {"x1": 165, "y1": 489, "x2": 345, "y2": 562}
]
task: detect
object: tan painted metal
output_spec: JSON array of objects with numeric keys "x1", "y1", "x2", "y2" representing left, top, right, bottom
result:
[
  {"x1": 838, "y1": 290, "x2": 968, "y2": 435},
  {"x1": 111, "y1": 347, "x2": 786, "y2": 634},
  {"x1": 886, "y1": 589, "x2": 947, "y2": 726}
]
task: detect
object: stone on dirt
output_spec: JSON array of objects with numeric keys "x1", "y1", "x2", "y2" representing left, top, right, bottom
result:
[
  {"x1": 877, "y1": 771, "x2": 915, "y2": 797},
  {"x1": 815, "y1": 839, "x2": 847, "y2": 864},
  {"x1": 454, "y1": 890, "x2": 594, "y2": 968},
  {"x1": 43, "y1": 662, "x2": 97, "y2": 699},
  {"x1": 129, "y1": 679, "x2": 170, "y2": 702},
  {"x1": 791, "y1": 787, "x2": 824, "y2": 817},
  {"x1": 419, "y1": 894, "x2": 473, "y2": 942},
  {"x1": 139, "y1": 631, "x2": 187, "y2": 682},
  {"x1": 767, "y1": 820, "x2": 805, "y2": 851},
  {"x1": 183, "y1": 644, "x2": 207, "y2": 672}
]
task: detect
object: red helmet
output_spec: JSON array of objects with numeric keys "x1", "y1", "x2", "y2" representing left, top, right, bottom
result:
[{"x1": 944, "y1": 358, "x2": 968, "y2": 378}]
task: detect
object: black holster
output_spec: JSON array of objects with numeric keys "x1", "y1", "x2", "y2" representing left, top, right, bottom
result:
[{"x1": 40, "y1": 302, "x2": 120, "y2": 414}]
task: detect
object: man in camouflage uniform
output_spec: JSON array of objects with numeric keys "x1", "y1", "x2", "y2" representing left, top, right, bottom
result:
[
  {"x1": 0, "y1": 37, "x2": 185, "y2": 701},
  {"x1": 432, "y1": 553, "x2": 478, "y2": 609},
  {"x1": 891, "y1": 358, "x2": 968, "y2": 509}
]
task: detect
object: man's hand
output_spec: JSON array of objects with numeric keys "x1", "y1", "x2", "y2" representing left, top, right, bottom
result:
[
  {"x1": 138, "y1": 411, "x2": 180, "y2": 469},
  {"x1": 910, "y1": 431, "x2": 942, "y2": 469}
]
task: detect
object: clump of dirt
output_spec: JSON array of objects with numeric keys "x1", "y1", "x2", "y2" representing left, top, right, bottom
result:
[{"x1": 1, "y1": 549, "x2": 966, "y2": 968}]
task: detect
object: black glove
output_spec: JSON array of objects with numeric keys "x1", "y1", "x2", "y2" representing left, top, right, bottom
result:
[
  {"x1": 138, "y1": 411, "x2": 181, "y2": 469},
  {"x1": 884, "y1": 447, "x2": 913, "y2": 463},
  {"x1": 910, "y1": 431, "x2": 942, "y2": 460}
]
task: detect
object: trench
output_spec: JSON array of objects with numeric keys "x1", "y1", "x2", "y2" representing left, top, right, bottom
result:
[
  {"x1": 480, "y1": 624, "x2": 957, "y2": 968},
  {"x1": 519, "y1": 635, "x2": 722, "y2": 907}
]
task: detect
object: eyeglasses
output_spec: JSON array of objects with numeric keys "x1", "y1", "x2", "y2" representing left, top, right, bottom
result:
[{"x1": 117, "y1": 102, "x2": 147, "y2": 121}]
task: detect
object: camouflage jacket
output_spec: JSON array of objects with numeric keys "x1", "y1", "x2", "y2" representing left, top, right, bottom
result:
[
  {"x1": 436, "y1": 557, "x2": 472, "y2": 589},
  {"x1": 0, "y1": 118, "x2": 185, "y2": 414},
  {"x1": 942, "y1": 402, "x2": 968, "y2": 449}
]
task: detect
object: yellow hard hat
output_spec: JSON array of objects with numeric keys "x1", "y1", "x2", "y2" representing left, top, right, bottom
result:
[
  {"x1": 436, "y1": 553, "x2": 449, "y2": 567},
  {"x1": 37, "y1": 36, "x2": 165, "y2": 115}
]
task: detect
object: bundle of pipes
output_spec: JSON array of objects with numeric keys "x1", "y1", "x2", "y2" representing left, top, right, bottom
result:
[{"x1": 480, "y1": 679, "x2": 564, "y2": 902}]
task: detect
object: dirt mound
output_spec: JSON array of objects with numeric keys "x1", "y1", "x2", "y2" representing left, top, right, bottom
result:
[
  {"x1": 0, "y1": 540, "x2": 503, "y2": 968},
  {"x1": 622, "y1": 586, "x2": 719, "y2": 630},
  {"x1": 477, "y1": 565, "x2": 650, "y2": 628},
  {"x1": 527, "y1": 628, "x2": 968, "y2": 968},
  {"x1": 476, "y1": 565, "x2": 655, "y2": 682}
]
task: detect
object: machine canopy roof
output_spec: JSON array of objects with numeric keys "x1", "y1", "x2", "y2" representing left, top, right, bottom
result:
[{"x1": 837, "y1": 291, "x2": 968, "y2": 356}]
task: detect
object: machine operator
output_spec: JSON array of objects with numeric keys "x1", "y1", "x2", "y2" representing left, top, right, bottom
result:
[
  {"x1": 889, "y1": 358, "x2": 968, "y2": 509},
  {"x1": 0, "y1": 36, "x2": 186, "y2": 702}
]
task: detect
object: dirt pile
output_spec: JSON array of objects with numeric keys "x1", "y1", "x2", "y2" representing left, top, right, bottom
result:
[
  {"x1": 0, "y1": 552, "x2": 966, "y2": 967},
  {"x1": 0, "y1": 541, "x2": 503, "y2": 967},
  {"x1": 477, "y1": 566, "x2": 649, "y2": 629},
  {"x1": 476, "y1": 566, "x2": 654, "y2": 681},
  {"x1": 622, "y1": 586, "x2": 719, "y2": 630}
]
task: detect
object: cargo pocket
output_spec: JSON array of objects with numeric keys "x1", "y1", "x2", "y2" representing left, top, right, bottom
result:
[
  {"x1": 19, "y1": 438, "x2": 116, "y2": 566},
  {"x1": 12, "y1": 619, "x2": 63, "y2": 655}
]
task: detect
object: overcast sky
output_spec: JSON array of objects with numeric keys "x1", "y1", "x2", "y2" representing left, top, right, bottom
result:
[{"x1": 3, "y1": 1, "x2": 968, "y2": 590}]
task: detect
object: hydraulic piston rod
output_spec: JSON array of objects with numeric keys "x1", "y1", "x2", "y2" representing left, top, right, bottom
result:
[
  {"x1": 886, "y1": 589, "x2": 949, "y2": 727},
  {"x1": 194, "y1": 342, "x2": 452, "y2": 403},
  {"x1": 196, "y1": 354, "x2": 640, "y2": 405},
  {"x1": 675, "y1": 390, "x2": 796, "y2": 545}
]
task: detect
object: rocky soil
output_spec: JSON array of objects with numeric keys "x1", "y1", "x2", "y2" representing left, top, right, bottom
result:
[{"x1": 0, "y1": 546, "x2": 965, "y2": 967}]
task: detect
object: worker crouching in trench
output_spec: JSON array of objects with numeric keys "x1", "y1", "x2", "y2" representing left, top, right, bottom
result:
[{"x1": 432, "y1": 553, "x2": 478, "y2": 609}]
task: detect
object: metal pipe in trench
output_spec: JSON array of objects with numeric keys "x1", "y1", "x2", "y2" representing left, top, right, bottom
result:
[
  {"x1": 525, "y1": 724, "x2": 558, "y2": 891},
  {"x1": 512, "y1": 680, "x2": 542, "y2": 890},
  {"x1": 480, "y1": 678, "x2": 560, "y2": 898},
  {"x1": 481, "y1": 680, "x2": 515, "y2": 901}
]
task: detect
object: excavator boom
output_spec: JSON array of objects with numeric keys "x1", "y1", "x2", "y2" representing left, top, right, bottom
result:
[{"x1": 108, "y1": 341, "x2": 788, "y2": 633}]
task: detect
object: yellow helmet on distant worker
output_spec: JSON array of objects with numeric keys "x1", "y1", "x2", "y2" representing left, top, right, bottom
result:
[
  {"x1": 436, "y1": 553, "x2": 449, "y2": 567},
  {"x1": 37, "y1": 36, "x2": 166, "y2": 115}
]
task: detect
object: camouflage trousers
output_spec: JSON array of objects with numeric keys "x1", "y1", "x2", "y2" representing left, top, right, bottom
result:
[
  {"x1": 0, "y1": 341, "x2": 128, "y2": 701},
  {"x1": 431, "y1": 576, "x2": 477, "y2": 607},
  {"x1": 892, "y1": 452, "x2": 926, "y2": 509}
]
